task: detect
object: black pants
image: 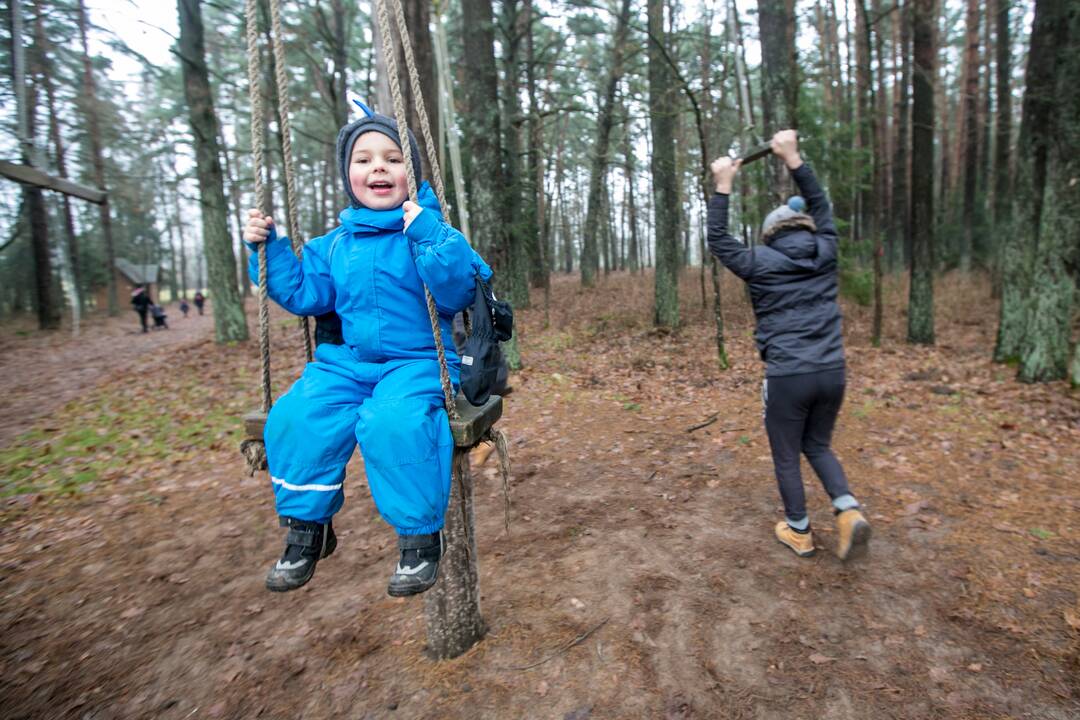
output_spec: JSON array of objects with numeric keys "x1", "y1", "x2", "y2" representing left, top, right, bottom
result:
[
  {"x1": 136, "y1": 308, "x2": 148, "y2": 333},
  {"x1": 763, "y1": 368, "x2": 852, "y2": 524}
]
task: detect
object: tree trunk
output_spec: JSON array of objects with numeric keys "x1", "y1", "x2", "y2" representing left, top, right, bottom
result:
[
  {"x1": 77, "y1": 0, "x2": 118, "y2": 316},
  {"x1": 423, "y1": 449, "x2": 484, "y2": 658},
  {"x1": 37, "y1": 13, "x2": 82, "y2": 313},
  {"x1": 1017, "y1": 0, "x2": 1077, "y2": 383},
  {"x1": 756, "y1": 0, "x2": 798, "y2": 201},
  {"x1": 623, "y1": 114, "x2": 640, "y2": 275},
  {"x1": 13, "y1": 1, "x2": 59, "y2": 331},
  {"x1": 581, "y1": 0, "x2": 633, "y2": 286},
  {"x1": 498, "y1": 0, "x2": 530, "y2": 309},
  {"x1": 649, "y1": 0, "x2": 679, "y2": 328},
  {"x1": 994, "y1": 0, "x2": 1063, "y2": 363},
  {"x1": 990, "y1": 0, "x2": 1011, "y2": 298},
  {"x1": 907, "y1": 0, "x2": 937, "y2": 345},
  {"x1": 403, "y1": 0, "x2": 439, "y2": 179},
  {"x1": 857, "y1": 0, "x2": 884, "y2": 346},
  {"x1": 891, "y1": 0, "x2": 912, "y2": 270},
  {"x1": 958, "y1": 0, "x2": 980, "y2": 271},
  {"x1": 178, "y1": 0, "x2": 248, "y2": 342}
]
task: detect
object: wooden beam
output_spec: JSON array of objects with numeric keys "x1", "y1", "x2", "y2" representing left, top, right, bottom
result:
[{"x1": 0, "y1": 160, "x2": 107, "y2": 204}]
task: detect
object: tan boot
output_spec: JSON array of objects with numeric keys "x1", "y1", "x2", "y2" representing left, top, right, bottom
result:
[
  {"x1": 835, "y1": 509, "x2": 871, "y2": 561},
  {"x1": 775, "y1": 521, "x2": 816, "y2": 557}
]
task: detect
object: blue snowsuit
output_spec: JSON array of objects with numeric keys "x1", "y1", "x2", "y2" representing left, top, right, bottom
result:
[{"x1": 249, "y1": 182, "x2": 492, "y2": 535}]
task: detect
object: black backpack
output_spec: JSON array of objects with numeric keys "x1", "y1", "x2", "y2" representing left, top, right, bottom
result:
[{"x1": 459, "y1": 276, "x2": 513, "y2": 406}]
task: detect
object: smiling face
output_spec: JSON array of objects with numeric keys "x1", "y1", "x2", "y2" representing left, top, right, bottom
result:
[{"x1": 348, "y1": 131, "x2": 409, "y2": 209}]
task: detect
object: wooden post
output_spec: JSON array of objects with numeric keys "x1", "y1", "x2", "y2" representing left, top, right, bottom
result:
[{"x1": 423, "y1": 449, "x2": 485, "y2": 659}]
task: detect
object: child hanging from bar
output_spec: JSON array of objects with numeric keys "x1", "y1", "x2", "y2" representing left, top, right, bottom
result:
[
  {"x1": 243, "y1": 101, "x2": 493, "y2": 594},
  {"x1": 707, "y1": 130, "x2": 871, "y2": 561}
]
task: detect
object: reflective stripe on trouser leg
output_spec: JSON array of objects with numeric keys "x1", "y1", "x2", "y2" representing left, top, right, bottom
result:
[
  {"x1": 355, "y1": 359, "x2": 454, "y2": 536},
  {"x1": 264, "y1": 346, "x2": 367, "y2": 523}
]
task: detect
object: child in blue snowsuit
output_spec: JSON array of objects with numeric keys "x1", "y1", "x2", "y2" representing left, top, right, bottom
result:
[{"x1": 244, "y1": 108, "x2": 492, "y2": 595}]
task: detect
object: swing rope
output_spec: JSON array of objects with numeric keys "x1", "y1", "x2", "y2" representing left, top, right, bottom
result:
[
  {"x1": 373, "y1": 0, "x2": 457, "y2": 420},
  {"x1": 267, "y1": 0, "x2": 314, "y2": 364},
  {"x1": 244, "y1": 0, "x2": 273, "y2": 416},
  {"x1": 243, "y1": 0, "x2": 511, "y2": 509}
]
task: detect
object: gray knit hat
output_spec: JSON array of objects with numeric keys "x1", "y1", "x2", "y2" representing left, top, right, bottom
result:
[
  {"x1": 760, "y1": 203, "x2": 816, "y2": 243},
  {"x1": 336, "y1": 100, "x2": 422, "y2": 208}
]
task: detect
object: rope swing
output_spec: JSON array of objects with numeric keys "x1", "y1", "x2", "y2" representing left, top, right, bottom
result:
[{"x1": 239, "y1": 0, "x2": 508, "y2": 659}]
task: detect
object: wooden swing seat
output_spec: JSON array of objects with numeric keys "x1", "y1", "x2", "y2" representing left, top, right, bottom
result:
[{"x1": 243, "y1": 394, "x2": 501, "y2": 450}]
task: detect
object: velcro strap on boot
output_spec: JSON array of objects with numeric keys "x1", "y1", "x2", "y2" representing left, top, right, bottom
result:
[
  {"x1": 398, "y1": 532, "x2": 439, "y2": 550},
  {"x1": 279, "y1": 517, "x2": 321, "y2": 548}
]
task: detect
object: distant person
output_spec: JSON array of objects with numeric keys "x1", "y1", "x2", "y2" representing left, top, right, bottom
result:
[
  {"x1": 130, "y1": 286, "x2": 152, "y2": 333},
  {"x1": 179, "y1": 297, "x2": 190, "y2": 318},
  {"x1": 150, "y1": 303, "x2": 168, "y2": 330},
  {"x1": 193, "y1": 291, "x2": 205, "y2": 316},
  {"x1": 706, "y1": 130, "x2": 870, "y2": 561}
]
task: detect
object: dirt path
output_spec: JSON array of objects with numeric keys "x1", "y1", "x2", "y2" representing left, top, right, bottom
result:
[
  {"x1": 0, "y1": 308, "x2": 216, "y2": 448},
  {"x1": 1, "y1": 275, "x2": 1077, "y2": 719}
]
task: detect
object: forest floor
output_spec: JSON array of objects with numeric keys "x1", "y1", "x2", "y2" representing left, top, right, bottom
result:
[{"x1": 1, "y1": 271, "x2": 1078, "y2": 720}]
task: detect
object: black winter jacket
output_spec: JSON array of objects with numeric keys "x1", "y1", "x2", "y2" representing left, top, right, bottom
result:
[{"x1": 706, "y1": 163, "x2": 845, "y2": 378}]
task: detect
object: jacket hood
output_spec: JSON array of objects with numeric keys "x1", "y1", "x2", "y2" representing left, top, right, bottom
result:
[
  {"x1": 337, "y1": 181, "x2": 440, "y2": 234},
  {"x1": 767, "y1": 228, "x2": 819, "y2": 260}
]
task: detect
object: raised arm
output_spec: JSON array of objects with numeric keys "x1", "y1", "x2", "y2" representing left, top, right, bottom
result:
[
  {"x1": 770, "y1": 130, "x2": 837, "y2": 242},
  {"x1": 706, "y1": 156, "x2": 755, "y2": 280}
]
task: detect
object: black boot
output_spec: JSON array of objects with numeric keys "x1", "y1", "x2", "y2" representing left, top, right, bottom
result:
[
  {"x1": 265, "y1": 517, "x2": 336, "y2": 592},
  {"x1": 387, "y1": 531, "x2": 443, "y2": 597}
]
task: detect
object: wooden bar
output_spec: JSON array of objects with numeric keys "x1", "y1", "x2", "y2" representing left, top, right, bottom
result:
[{"x1": 0, "y1": 160, "x2": 107, "y2": 204}]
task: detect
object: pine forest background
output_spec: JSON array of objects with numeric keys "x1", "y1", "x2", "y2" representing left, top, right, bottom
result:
[{"x1": 0, "y1": 0, "x2": 1078, "y2": 385}]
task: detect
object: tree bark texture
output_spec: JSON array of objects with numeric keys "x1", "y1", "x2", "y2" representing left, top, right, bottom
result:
[
  {"x1": 424, "y1": 449, "x2": 484, "y2": 659},
  {"x1": 581, "y1": 0, "x2": 633, "y2": 287},
  {"x1": 1017, "y1": 0, "x2": 1078, "y2": 383},
  {"x1": 958, "y1": 0, "x2": 980, "y2": 271},
  {"x1": 648, "y1": 0, "x2": 679, "y2": 328},
  {"x1": 498, "y1": 0, "x2": 530, "y2": 309},
  {"x1": 77, "y1": 0, "x2": 118, "y2": 315},
  {"x1": 460, "y1": 0, "x2": 505, "y2": 267},
  {"x1": 907, "y1": 0, "x2": 936, "y2": 345},
  {"x1": 178, "y1": 0, "x2": 249, "y2": 343},
  {"x1": 15, "y1": 3, "x2": 59, "y2": 330},
  {"x1": 37, "y1": 14, "x2": 82, "y2": 310},
  {"x1": 756, "y1": 0, "x2": 797, "y2": 202},
  {"x1": 994, "y1": 0, "x2": 1064, "y2": 363},
  {"x1": 891, "y1": 0, "x2": 912, "y2": 269}
]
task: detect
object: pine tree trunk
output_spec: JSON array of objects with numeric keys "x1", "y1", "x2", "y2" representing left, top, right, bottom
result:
[
  {"x1": 461, "y1": 0, "x2": 504, "y2": 262},
  {"x1": 649, "y1": 0, "x2": 679, "y2": 328},
  {"x1": 1017, "y1": 0, "x2": 1077, "y2": 383},
  {"x1": 38, "y1": 16, "x2": 82, "y2": 312},
  {"x1": 77, "y1": 0, "x2": 118, "y2": 316},
  {"x1": 581, "y1": 0, "x2": 633, "y2": 287},
  {"x1": 756, "y1": 0, "x2": 798, "y2": 201},
  {"x1": 857, "y1": 0, "x2": 884, "y2": 346},
  {"x1": 958, "y1": 0, "x2": 980, "y2": 271},
  {"x1": 907, "y1": 0, "x2": 937, "y2": 344},
  {"x1": 178, "y1": 0, "x2": 248, "y2": 343},
  {"x1": 994, "y1": 0, "x2": 1063, "y2": 363},
  {"x1": 990, "y1": 0, "x2": 1011, "y2": 298},
  {"x1": 892, "y1": 0, "x2": 912, "y2": 270},
  {"x1": 624, "y1": 115, "x2": 640, "y2": 275},
  {"x1": 423, "y1": 450, "x2": 484, "y2": 658}
]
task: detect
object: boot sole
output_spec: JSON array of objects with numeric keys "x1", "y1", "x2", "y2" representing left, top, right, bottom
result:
[
  {"x1": 838, "y1": 521, "x2": 871, "y2": 561},
  {"x1": 776, "y1": 538, "x2": 816, "y2": 557}
]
